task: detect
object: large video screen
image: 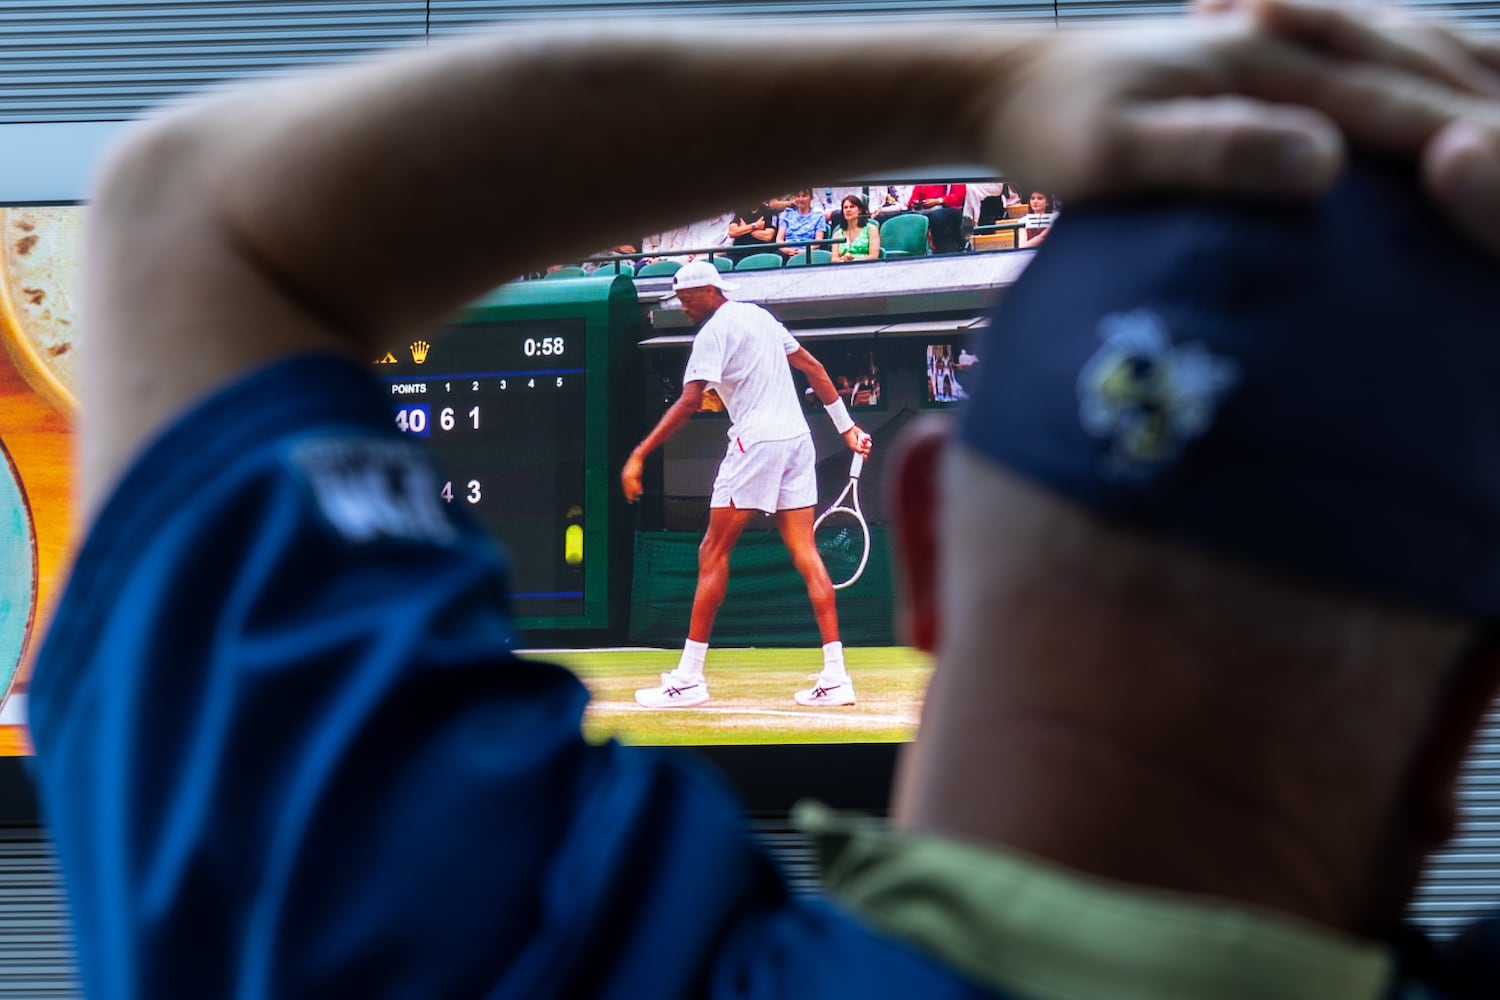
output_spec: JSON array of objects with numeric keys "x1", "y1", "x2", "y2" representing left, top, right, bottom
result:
[
  {"x1": 0, "y1": 204, "x2": 80, "y2": 758},
  {"x1": 0, "y1": 181, "x2": 1057, "y2": 755},
  {"x1": 516, "y1": 181, "x2": 1050, "y2": 747}
]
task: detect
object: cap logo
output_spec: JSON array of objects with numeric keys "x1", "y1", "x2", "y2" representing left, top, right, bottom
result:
[{"x1": 1077, "y1": 310, "x2": 1240, "y2": 480}]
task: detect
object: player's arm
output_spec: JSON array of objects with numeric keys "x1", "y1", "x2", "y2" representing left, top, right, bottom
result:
[
  {"x1": 789, "y1": 347, "x2": 871, "y2": 455},
  {"x1": 621, "y1": 380, "x2": 706, "y2": 503},
  {"x1": 81, "y1": 4, "x2": 1500, "y2": 519}
]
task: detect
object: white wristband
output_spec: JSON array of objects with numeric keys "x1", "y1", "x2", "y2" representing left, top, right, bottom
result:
[{"x1": 824, "y1": 398, "x2": 855, "y2": 435}]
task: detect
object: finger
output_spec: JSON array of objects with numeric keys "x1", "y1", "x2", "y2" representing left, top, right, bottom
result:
[
  {"x1": 1456, "y1": 35, "x2": 1500, "y2": 76},
  {"x1": 1422, "y1": 119, "x2": 1500, "y2": 253},
  {"x1": 1109, "y1": 96, "x2": 1343, "y2": 198},
  {"x1": 1252, "y1": 0, "x2": 1500, "y2": 99},
  {"x1": 1248, "y1": 0, "x2": 1500, "y2": 98},
  {"x1": 1225, "y1": 36, "x2": 1480, "y2": 158}
]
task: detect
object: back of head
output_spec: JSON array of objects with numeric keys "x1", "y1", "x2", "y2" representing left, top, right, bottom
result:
[
  {"x1": 914, "y1": 159, "x2": 1500, "y2": 930},
  {"x1": 965, "y1": 157, "x2": 1500, "y2": 619}
]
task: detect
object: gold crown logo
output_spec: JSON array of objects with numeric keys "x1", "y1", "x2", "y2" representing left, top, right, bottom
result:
[{"x1": 410, "y1": 340, "x2": 430, "y2": 364}]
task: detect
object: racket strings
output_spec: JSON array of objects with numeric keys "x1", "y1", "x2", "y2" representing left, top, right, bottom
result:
[{"x1": 816, "y1": 509, "x2": 867, "y2": 588}]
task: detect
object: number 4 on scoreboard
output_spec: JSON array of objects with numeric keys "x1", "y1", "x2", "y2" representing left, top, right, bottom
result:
[{"x1": 439, "y1": 480, "x2": 481, "y2": 504}]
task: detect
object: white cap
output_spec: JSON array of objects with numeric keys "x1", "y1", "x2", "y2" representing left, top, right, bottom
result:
[{"x1": 670, "y1": 260, "x2": 736, "y2": 294}]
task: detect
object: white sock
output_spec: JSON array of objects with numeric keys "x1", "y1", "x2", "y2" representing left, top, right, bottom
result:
[
  {"x1": 677, "y1": 639, "x2": 709, "y2": 681},
  {"x1": 821, "y1": 641, "x2": 849, "y2": 683}
]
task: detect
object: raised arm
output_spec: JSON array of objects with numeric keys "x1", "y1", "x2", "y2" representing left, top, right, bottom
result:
[{"x1": 81, "y1": 6, "x2": 1500, "y2": 518}]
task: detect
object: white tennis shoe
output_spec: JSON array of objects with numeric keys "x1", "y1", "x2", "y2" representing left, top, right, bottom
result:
[
  {"x1": 635, "y1": 671, "x2": 710, "y2": 709},
  {"x1": 794, "y1": 676, "x2": 856, "y2": 707}
]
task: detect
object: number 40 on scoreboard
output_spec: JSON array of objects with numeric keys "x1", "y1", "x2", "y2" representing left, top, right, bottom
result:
[{"x1": 393, "y1": 404, "x2": 482, "y2": 438}]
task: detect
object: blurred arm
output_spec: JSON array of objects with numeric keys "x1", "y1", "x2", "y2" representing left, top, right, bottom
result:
[{"x1": 82, "y1": 5, "x2": 1500, "y2": 519}]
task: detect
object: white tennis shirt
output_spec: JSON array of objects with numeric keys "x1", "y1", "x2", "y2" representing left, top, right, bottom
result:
[{"x1": 683, "y1": 300, "x2": 812, "y2": 447}]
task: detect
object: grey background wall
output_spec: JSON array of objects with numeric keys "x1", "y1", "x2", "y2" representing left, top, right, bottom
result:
[
  {"x1": 4, "y1": 1, "x2": 1500, "y2": 996},
  {"x1": 3, "y1": 1, "x2": 1498, "y2": 126}
]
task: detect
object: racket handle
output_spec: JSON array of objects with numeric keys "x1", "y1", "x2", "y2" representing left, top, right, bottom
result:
[{"x1": 850, "y1": 453, "x2": 865, "y2": 479}]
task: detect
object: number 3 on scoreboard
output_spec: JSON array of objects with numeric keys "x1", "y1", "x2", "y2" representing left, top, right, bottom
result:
[{"x1": 439, "y1": 480, "x2": 481, "y2": 504}]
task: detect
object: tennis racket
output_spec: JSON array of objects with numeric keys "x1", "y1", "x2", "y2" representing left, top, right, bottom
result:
[{"x1": 815, "y1": 452, "x2": 871, "y2": 590}]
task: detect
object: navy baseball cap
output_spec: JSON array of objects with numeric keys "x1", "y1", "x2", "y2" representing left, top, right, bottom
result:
[{"x1": 962, "y1": 158, "x2": 1500, "y2": 618}]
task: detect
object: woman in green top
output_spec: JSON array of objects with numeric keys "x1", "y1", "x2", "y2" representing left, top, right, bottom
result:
[{"x1": 832, "y1": 195, "x2": 881, "y2": 262}]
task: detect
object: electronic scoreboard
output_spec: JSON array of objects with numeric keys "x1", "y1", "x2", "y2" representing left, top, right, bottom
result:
[{"x1": 371, "y1": 276, "x2": 637, "y2": 632}]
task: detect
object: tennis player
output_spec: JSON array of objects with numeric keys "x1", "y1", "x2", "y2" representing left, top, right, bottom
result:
[{"x1": 621, "y1": 261, "x2": 872, "y2": 708}]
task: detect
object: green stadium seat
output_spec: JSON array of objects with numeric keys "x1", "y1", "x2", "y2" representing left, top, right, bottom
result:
[
  {"x1": 711, "y1": 256, "x2": 735, "y2": 273},
  {"x1": 591, "y1": 261, "x2": 635, "y2": 277},
  {"x1": 735, "y1": 253, "x2": 785, "y2": 271},
  {"x1": 788, "y1": 249, "x2": 834, "y2": 266},
  {"x1": 878, "y1": 214, "x2": 930, "y2": 258},
  {"x1": 544, "y1": 266, "x2": 588, "y2": 279},
  {"x1": 635, "y1": 260, "x2": 683, "y2": 278}
]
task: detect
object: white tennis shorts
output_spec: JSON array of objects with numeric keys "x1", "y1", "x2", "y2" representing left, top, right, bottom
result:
[{"x1": 711, "y1": 434, "x2": 817, "y2": 513}]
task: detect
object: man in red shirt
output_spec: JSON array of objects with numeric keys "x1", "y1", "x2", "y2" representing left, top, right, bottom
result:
[{"x1": 908, "y1": 182, "x2": 968, "y2": 253}]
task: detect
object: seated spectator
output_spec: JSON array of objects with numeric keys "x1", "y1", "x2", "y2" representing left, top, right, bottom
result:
[
  {"x1": 583, "y1": 243, "x2": 639, "y2": 274},
  {"x1": 642, "y1": 212, "x2": 734, "y2": 263},
  {"x1": 834, "y1": 374, "x2": 856, "y2": 405},
  {"x1": 831, "y1": 195, "x2": 881, "y2": 262},
  {"x1": 870, "y1": 184, "x2": 911, "y2": 218},
  {"x1": 775, "y1": 189, "x2": 827, "y2": 257},
  {"x1": 818, "y1": 186, "x2": 869, "y2": 222},
  {"x1": 1019, "y1": 191, "x2": 1058, "y2": 249},
  {"x1": 908, "y1": 182, "x2": 968, "y2": 253},
  {"x1": 969, "y1": 181, "x2": 1020, "y2": 226},
  {"x1": 726, "y1": 202, "x2": 777, "y2": 262}
]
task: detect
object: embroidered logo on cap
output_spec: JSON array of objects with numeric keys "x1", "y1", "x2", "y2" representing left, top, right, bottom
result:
[{"x1": 1077, "y1": 310, "x2": 1240, "y2": 480}]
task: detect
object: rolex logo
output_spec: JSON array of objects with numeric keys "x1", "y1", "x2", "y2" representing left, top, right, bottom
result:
[{"x1": 410, "y1": 340, "x2": 430, "y2": 364}]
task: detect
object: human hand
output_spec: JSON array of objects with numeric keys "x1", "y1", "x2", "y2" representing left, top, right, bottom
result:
[
  {"x1": 1230, "y1": 0, "x2": 1500, "y2": 253},
  {"x1": 973, "y1": 0, "x2": 1500, "y2": 211},
  {"x1": 844, "y1": 427, "x2": 873, "y2": 456},
  {"x1": 621, "y1": 452, "x2": 645, "y2": 503}
]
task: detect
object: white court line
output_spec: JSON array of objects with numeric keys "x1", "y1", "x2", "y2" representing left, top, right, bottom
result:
[
  {"x1": 521, "y1": 647, "x2": 670, "y2": 654},
  {"x1": 591, "y1": 702, "x2": 916, "y2": 725}
]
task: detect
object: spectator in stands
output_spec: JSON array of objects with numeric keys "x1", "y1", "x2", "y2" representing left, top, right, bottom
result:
[
  {"x1": 819, "y1": 186, "x2": 869, "y2": 223},
  {"x1": 582, "y1": 243, "x2": 639, "y2": 275},
  {"x1": 831, "y1": 195, "x2": 882, "y2": 262},
  {"x1": 775, "y1": 189, "x2": 827, "y2": 258},
  {"x1": 642, "y1": 211, "x2": 735, "y2": 264},
  {"x1": 727, "y1": 201, "x2": 778, "y2": 262},
  {"x1": 834, "y1": 374, "x2": 857, "y2": 406},
  {"x1": 969, "y1": 181, "x2": 1021, "y2": 227},
  {"x1": 908, "y1": 182, "x2": 968, "y2": 253},
  {"x1": 1019, "y1": 191, "x2": 1057, "y2": 249},
  {"x1": 871, "y1": 184, "x2": 911, "y2": 218}
]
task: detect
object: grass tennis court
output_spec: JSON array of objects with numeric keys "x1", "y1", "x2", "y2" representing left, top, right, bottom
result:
[{"x1": 520, "y1": 646, "x2": 932, "y2": 745}]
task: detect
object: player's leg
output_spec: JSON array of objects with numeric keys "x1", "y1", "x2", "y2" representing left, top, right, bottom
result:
[
  {"x1": 637, "y1": 440, "x2": 769, "y2": 709},
  {"x1": 688, "y1": 504, "x2": 759, "y2": 643},
  {"x1": 775, "y1": 438, "x2": 856, "y2": 707},
  {"x1": 775, "y1": 505, "x2": 839, "y2": 645}
]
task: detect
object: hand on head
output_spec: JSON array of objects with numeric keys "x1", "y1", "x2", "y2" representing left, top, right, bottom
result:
[{"x1": 975, "y1": 0, "x2": 1500, "y2": 253}]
